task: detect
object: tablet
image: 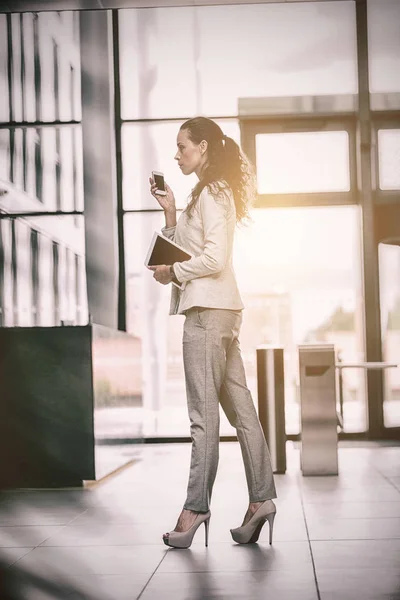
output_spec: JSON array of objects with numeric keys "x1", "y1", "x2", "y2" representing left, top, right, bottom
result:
[{"x1": 144, "y1": 231, "x2": 193, "y2": 289}]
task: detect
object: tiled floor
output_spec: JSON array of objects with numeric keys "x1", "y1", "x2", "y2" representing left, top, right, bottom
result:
[{"x1": 1, "y1": 441, "x2": 400, "y2": 599}]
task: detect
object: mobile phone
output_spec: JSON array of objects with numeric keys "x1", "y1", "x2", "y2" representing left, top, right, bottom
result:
[{"x1": 152, "y1": 171, "x2": 166, "y2": 196}]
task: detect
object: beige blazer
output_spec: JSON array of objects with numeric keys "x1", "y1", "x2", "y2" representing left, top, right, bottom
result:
[{"x1": 161, "y1": 184, "x2": 244, "y2": 315}]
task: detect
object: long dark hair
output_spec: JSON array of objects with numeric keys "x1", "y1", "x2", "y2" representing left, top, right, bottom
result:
[{"x1": 181, "y1": 117, "x2": 256, "y2": 224}]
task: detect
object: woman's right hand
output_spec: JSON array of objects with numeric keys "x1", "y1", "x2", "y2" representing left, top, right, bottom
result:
[{"x1": 149, "y1": 177, "x2": 176, "y2": 214}]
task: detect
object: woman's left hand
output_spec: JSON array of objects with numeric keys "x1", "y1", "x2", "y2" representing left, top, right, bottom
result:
[{"x1": 148, "y1": 265, "x2": 173, "y2": 285}]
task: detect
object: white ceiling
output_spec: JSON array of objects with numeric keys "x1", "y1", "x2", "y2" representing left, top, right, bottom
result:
[{"x1": 0, "y1": 0, "x2": 352, "y2": 14}]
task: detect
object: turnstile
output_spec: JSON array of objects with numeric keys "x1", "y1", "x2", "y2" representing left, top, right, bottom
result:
[
  {"x1": 298, "y1": 344, "x2": 338, "y2": 476},
  {"x1": 256, "y1": 346, "x2": 286, "y2": 474}
]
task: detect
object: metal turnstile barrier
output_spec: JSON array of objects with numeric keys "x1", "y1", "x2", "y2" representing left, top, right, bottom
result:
[
  {"x1": 299, "y1": 344, "x2": 398, "y2": 476},
  {"x1": 256, "y1": 346, "x2": 286, "y2": 474},
  {"x1": 298, "y1": 344, "x2": 338, "y2": 476}
]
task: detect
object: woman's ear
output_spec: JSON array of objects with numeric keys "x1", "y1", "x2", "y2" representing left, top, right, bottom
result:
[{"x1": 200, "y1": 140, "x2": 208, "y2": 155}]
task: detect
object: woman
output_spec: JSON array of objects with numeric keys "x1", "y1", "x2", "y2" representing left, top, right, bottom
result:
[{"x1": 148, "y1": 117, "x2": 277, "y2": 549}]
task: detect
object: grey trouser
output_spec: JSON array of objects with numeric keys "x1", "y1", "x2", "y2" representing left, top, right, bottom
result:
[{"x1": 182, "y1": 307, "x2": 277, "y2": 513}]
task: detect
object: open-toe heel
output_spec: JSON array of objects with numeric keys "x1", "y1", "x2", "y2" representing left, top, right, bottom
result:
[{"x1": 163, "y1": 511, "x2": 211, "y2": 549}]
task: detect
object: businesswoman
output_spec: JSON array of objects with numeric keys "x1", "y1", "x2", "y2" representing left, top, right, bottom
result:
[{"x1": 148, "y1": 117, "x2": 277, "y2": 549}]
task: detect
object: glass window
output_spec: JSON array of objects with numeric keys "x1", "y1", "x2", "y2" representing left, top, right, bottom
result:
[
  {"x1": 379, "y1": 242, "x2": 400, "y2": 428},
  {"x1": 33, "y1": 13, "x2": 41, "y2": 121},
  {"x1": 0, "y1": 129, "x2": 10, "y2": 182},
  {"x1": 21, "y1": 14, "x2": 36, "y2": 123},
  {"x1": 11, "y1": 219, "x2": 18, "y2": 325},
  {"x1": 32, "y1": 12, "x2": 80, "y2": 123},
  {"x1": 30, "y1": 229, "x2": 39, "y2": 325},
  {"x1": 256, "y1": 131, "x2": 351, "y2": 194},
  {"x1": 368, "y1": 0, "x2": 400, "y2": 95},
  {"x1": 11, "y1": 14, "x2": 23, "y2": 123},
  {"x1": 53, "y1": 40, "x2": 60, "y2": 121},
  {"x1": 378, "y1": 129, "x2": 400, "y2": 190},
  {"x1": 120, "y1": 2, "x2": 357, "y2": 120},
  {"x1": 19, "y1": 14, "x2": 26, "y2": 121},
  {"x1": 21, "y1": 215, "x2": 87, "y2": 327},
  {"x1": 52, "y1": 241, "x2": 60, "y2": 324},
  {"x1": 34, "y1": 128, "x2": 43, "y2": 202},
  {"x1": 122, "y1": 119, "x2": 240, "y2": 210},
  {"x1": 0, "y1": 15, "x2": 9, "y2": 122},
  {"x1": 55, "y1": 128, "x2": 61, "y2": 209},
  {"x1": 0, "y1": 219, "x2": 13, "y2": 326},
  {"x1": 3, "y1": 126, "x2": 83, "y2": 211},
  {"x1": 235, "y1": 205, "x2": 365, "y2": 434}
]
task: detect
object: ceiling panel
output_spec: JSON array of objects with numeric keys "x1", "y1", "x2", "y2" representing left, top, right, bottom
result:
[{"x1": 0, "y1": 0, "x2": 351, "y2": 14}]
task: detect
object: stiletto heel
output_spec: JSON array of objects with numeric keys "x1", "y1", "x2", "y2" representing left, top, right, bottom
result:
[
  {"x1": 230, "y1": 500, "x2": 276, "y2": 545},
  {"x1": 163, "y1": 511, "x2": 211, "y2": 549},
  {"x1": 265, "y1": 511, "x2": 275, "y2": 545},
  {"x1": 204, "y1": 516, "x2": 210, "y2": 547}
]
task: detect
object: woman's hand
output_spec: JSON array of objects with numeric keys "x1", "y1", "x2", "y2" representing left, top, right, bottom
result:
[
  {"x1": 148, "y1": 265, "x2": 173, "y2": 285},
  {"x1": 149, "y1": 177, "x2": 176, "y2": 214}
]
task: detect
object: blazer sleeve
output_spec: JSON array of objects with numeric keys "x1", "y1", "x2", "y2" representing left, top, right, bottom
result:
[
  {"x1": 172, "y1": 187, "x2": 229, "y2": 283},
  {"x1": 161, "y1": 225, "x2": 176, "y2": 241}
]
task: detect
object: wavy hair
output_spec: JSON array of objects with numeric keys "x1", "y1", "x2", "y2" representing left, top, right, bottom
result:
[{"x1": 180, "y1": 117, "x2": 256, "y2": 225}]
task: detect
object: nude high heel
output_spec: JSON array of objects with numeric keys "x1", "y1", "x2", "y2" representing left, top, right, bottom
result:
[
  {"x1": 230, "y1": 500, "x2": 276, "y2": 545},
  {"x1": 163, "y1": 511, "x2": 211, "y2": 549}
]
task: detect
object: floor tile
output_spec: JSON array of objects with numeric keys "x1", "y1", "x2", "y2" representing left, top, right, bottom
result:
[
  {"x1": 0, "y1": 526, "x2": 63, "y2": 547},
  {"x1": 300, "y1": 486, "x2": 400, "y2": 503},
  {"x1": 317, "y1": 568, "x2": 400, "y2": 600},
  {"x1": 158, "y1": 541, "x2": 312, "y2": 573},
  {"x1": 41, "y1": 522, "x2": 167, "y2": 546},
  {"x1": 307, "y1": 517, "x2": 400, "y2": 540},
  {"x1": 13, "y1": 572, "x2": 151, "y2": 600},
  {"x1": 303, "y1": 501, "x2": 400, "y2": 519},
  {"x1": 311, "y1": 539, "x2": 400, "y2": 570},
  {"x1": 140, "y1": 570, "x2": 319, "y2": 600},
  {"x1": 12, "y1": 544, "x2": 167, "y2": 575},
  {"x1": 0, "y1": 547, "x2": 33, "y2": 567}
]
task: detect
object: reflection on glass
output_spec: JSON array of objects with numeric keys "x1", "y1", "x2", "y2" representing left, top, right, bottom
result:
[
  {"x1": 0, "y1": 215, "x2": 87, "y2": 327},
  {"x1": 256, "y1": 131, "x2": 350, "y2": 194},
  {"x1": 1, "y1": 12, "x2": 80, "y2": 124},
  {"x1": 0, "y1": 126, "x2": 83, "y2": 212},
  {"x1": 379, "y1": 242, "x2": 400, "y2": 428},
  {"x1": 119, "y1": 2, "x2": 357, "y2": 119},
  {"x1": 122, "y1": 120, "x2": 240, "y2": 210},
  {"x1": 92, "y1": 323, "x2": 143, "y2": 441},
  {"x1": 124, "y1": 206, "x2": 365, "y2": 437},
  {"x1": 378, "y1": 129, "x2": 400, "y2": 190}
]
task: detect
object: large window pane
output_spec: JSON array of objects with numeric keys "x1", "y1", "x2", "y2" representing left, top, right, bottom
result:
[
  {"x1": 378, "y1": 129, "x2": 400, "y2": 190},
  {"x1": 0, "y1": 16, "x2": 9, "y2": 122},
  {"x1": 122, "y1": 119, "x2": 240, "y2": 210},
  {"x1": 256, "y1": 131, "x2": 350, "y2": 194},
  {"x1": 235, "y1": 206, "x2": 365, "y2": 434},
  {"x1": 379, "y1": 242, "x2": 400, "y2": 428},
  {"x1": 1, "y1": 126, "x2": 83, "y2": 213},
  {"x1": 120, "y1": 2, "x2": 357, "y2": 120},
  {"x1": 368, "y1": 0, "x2": 400, "y2": 96},
  {"x1": 0, "y1": 215, "x2": 87, "y2": 327}
]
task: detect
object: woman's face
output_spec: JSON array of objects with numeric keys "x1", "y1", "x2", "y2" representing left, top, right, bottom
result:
[{"x1": 174, "y1": 128, "x2": 207, "y2": 178}]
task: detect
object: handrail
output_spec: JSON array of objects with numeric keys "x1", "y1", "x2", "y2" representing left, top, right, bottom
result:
[{"x1": 335, "y1": 362, "x2": 398, "y2": 369}]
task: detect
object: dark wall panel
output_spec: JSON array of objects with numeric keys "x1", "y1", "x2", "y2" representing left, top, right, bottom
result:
[{"x1": 0, "y1": 326, "x2": 95, "y2": 488}]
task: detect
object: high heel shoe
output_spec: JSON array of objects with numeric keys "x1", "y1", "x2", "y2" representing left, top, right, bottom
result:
[
  {"x1": 163, "y1": 511, "x2": 211, "y2": 549},
  {"x1": 230, "y1": 500, "x2": 276, "y2": 545}
]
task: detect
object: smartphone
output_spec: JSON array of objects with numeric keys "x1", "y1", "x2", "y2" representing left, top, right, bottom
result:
[{"x1": 152, "y1": 171, "x2": 166, "y2": 196}]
